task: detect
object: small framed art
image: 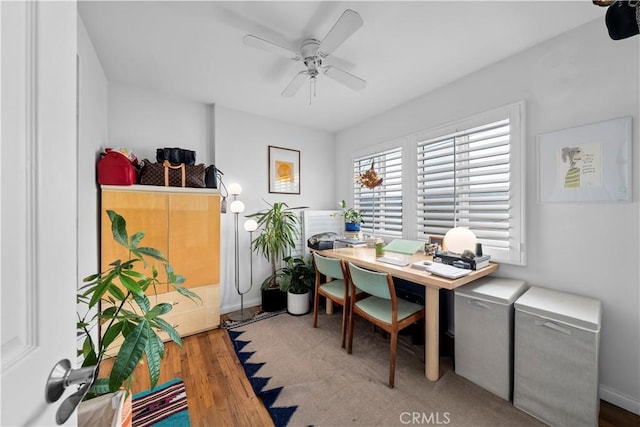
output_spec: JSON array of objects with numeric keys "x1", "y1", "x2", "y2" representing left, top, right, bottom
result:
[
  {"x1": 537, "y1": 117, "x2": 632, "y2": 203},
  {"x1": 268, "y1": 145, "x2": 300, "y2": 194}
]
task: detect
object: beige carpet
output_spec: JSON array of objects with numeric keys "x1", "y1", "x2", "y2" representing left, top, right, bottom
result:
[{"x1": 229, "y1": 311, "x2": 543, "y2": 427}]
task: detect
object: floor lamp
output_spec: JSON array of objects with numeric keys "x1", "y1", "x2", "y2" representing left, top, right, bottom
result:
[{"x1": 227, "y1": 183, "x2": 255, "y2": 322}]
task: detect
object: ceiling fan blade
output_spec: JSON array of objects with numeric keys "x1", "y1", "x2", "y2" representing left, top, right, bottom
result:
[
  {"x1": 317, "y1": 9, "x2": 363, "y2": 57},
  {"x1": 243, "y1": 35, "x2": 300, "y2": 60},
  {"x1": 282, "y1": 71, "x2": 308, "y2": 97},
  {"x1": 324, "y1": 66, "x2": 367, "y2": 91}
]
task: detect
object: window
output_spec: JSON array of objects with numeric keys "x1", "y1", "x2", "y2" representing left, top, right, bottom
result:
[
  {"x1": 416, "y1": 103, "x2": 524, "y2": 265},
  {"x1": 353, "y1": 147, "x2": 403, "y2": 239}
]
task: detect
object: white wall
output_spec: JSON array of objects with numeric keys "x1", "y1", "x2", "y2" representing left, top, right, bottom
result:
[
  {"x1": 336, "y1": 20, "x2": 640, "y2": 413},
  {"x1": 77, "y1": 16, "x2": 108, "y2": 354},
  {"x1": 215, "y1": 105, "x2": 335, "y2": 313},
  {"x1": 77, "y1": 17, "x2": 107, "y2": 283},
  {"x1": 108, "y1": 82, "x2": 214, "y2": 163}
]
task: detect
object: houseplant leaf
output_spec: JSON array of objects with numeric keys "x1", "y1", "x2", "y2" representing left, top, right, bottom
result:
[
  {"x1": 135, "y1": 246, "x2": 167, "y2": 262},
  {"x1": 171, "y1": 284, "x2": 202, "y2": 302},
  {"x1": 145, "y1": 332, "x2": 164, "y2": 388},
  {"x1": 129, "y1": 231, "x2": 145, "y2": 249},
  {"x1": 132, "y1": 293, "x2": 150, "y2": 313},
  {"x1": 87, "y1": 378, "x2": 111, "y2": 399},
  {"x1": 118, "y1": 273, "x2": 144, "y2": 297},
  {"x1": 107, "y1": 210, "x2": 128, "y2": 247},
  {"x1": 100, "y1": 320, "x2": 123, "y2": 350},
  {"x1": 152, "y1": 317, "x2": 182, "y2": 347},
  {"x1": 145, "y1": 303, "x2": 173, "y2": 320},
  {"x1": 109, "y1": 319, "x2": 150, "y2": 392}
]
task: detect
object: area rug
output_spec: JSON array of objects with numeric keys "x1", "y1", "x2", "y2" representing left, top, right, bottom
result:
[
  {"x1": 227, "y1": 310, "x2": 297, "y2": 427},
  {"x1": 132, "y1": 378, "x2": 190, "y2": 427},
  {"x1": 228, "y1": 312, "x2": 544, "y2": 427}
]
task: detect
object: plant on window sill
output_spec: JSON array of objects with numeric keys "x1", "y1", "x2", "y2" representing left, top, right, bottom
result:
[
  {"x1": 77, "y1": 210, "x2": 201, "y2": 400},
  {"x1": 333, "y1": 200, "x2": 364, "y2": 225}
]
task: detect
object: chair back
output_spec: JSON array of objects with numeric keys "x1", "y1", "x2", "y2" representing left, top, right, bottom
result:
[
  {"x1": 348, "y1": 262, "x2": 392, "y2": 300},
  {"x1": 313, "y1": 252, "x2": 346, "y2": 280}
]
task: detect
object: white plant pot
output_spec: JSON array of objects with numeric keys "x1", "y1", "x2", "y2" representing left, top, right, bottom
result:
[{"x1": 287, "y1": 291, "x2": 310, "y2": 315}]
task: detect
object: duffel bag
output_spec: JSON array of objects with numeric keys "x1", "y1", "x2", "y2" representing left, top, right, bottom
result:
[
  {"x1": 156, "y1": 147, "x2": 196, "y2": 166},
  {"x1": 205, "y1": 165, "x2": 223, "y2": 189},
  {"x1": 97, "y1": 151, "x2": 138, "y2": 185},
  {"x1": 139, "y1": 160, "x2": 205, "y2": 188}
]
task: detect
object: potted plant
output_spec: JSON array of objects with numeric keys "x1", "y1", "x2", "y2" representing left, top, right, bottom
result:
[
  {"x1": 268, "y1": 256, "x2": 315, "y2": 315},
  {"x1": 336, "y1": 200, "x2": 364, "y2": 232},
  {"x1": 246, "y1": 201, "x2": 307, "y2": 312},
  {"x1": 77, "y1": 210, "x2": 200, "y2": 401}
]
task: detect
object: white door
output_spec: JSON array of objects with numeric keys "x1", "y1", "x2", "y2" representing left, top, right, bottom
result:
[{"x1": 1, "y1": 1, "x2": 79, "y2": 425}]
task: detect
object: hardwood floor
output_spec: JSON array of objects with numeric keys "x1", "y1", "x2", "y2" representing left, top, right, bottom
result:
[
  {"x1": 99, "y1": 325, "x2": 273, "y2": 427},
  {"x1": 99, "y1": 314, "x2": 639, "y2": 427}
]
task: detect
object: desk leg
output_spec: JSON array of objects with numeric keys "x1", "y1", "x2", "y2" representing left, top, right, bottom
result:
[
  {"x1": 324, "y1": 275, "x2": 334, "y2": 315},
  {"x1": 425, "y1": 286, "x2": 440, "y2": 381},
  {"x1": 326, "y1": 300, "x2": 334, "y2": 315}
]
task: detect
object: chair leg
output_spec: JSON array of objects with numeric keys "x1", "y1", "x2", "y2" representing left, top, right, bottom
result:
[
  {"x1": 312, "y1": 291, "x2": 319, "y2": 328},
  {"x1": 389, "y1": 331, "x2": 398, "y2": 388},
  {"x1": 340, "y1": 298, "x2": 348, "y2": 349},
  {"x1": 347, "y1": 308, "x2": 355, "y2": 354}
]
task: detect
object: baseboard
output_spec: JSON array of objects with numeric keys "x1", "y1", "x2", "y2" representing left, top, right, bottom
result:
[{"x1": 600, "y1": 385, "x2": 640, "y2": 415}]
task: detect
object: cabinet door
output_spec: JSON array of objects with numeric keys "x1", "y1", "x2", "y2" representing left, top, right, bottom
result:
[
  {"x1": 168, "y1": 193, "x2": 220, "y2": 288},
  {"x1": 101, "y1": 190, "x2": 170, "y2": 294}
]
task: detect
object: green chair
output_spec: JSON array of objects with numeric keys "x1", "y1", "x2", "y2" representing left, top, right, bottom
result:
[
  {"x1": 312, "y1": 252, "x2": 358, "y2": 348},
  {"x1": 347, "y1": 262, "x2": 425, "y2": 388}
]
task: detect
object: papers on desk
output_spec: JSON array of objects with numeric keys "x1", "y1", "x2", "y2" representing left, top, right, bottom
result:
[
  {"x1": 424, "y1": 262, "x2": 471, "y2": 279},
  {"x1": 376, "y1": 256, "x2": 410, "y2": 267},
  {"x1": 410, "y1": 261, "x2": 431, "y2": 271},
  {"x1": 335, "y1": 238, "x2": 367, "y2": 247},
  {"x1": 383, "y1": 239, "x2": 424, "y2": 255}
]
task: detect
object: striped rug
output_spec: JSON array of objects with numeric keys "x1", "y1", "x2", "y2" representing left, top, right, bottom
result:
[{"x1": 132, "y1": 378, "x2": 190, "y2": 427}]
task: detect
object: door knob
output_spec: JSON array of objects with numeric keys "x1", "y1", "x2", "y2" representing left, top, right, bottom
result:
[{"x1": 45, "y1": 359, "x2": 97, "y2": 424}]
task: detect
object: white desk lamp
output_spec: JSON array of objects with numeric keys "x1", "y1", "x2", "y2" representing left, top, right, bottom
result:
[{"x1": 443, "y1": 227, "x2": 477, "y2": 255}]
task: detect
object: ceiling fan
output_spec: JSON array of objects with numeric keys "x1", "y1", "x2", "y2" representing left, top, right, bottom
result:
[{"x1": 243, "y1": 9, "x2": 367, "y2": 100}]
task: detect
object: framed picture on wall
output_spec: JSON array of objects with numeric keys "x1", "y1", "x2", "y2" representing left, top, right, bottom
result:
[
  {"x1": 268, "y1": 145, "x2": 300, "y2": 194},
  {"x1": 537, "y1": 116, "x2": 632, "y2": 203}
]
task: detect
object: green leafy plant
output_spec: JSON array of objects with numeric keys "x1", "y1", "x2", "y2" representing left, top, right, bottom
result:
[
  {"x1": 77, "y1": 210, "x2": 200, "y2": 399},
  {"x1": 267, "y1": 256, "x2": 315, "y2": 294},
  {"x1": 245, "y1": 201, "x2": 307, "y2": 290},
  {"x1": 335, "y1": 199, "x2": 364, "y2": 224}
]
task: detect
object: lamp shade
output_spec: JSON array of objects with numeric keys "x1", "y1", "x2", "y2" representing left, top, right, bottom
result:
[
  {"x1": 230, "y1": 200, "x2": 245, "y2": 214},
  {"x1": 228, "y1": 182, "x2": 242, "y2": 196},
  {"x1": 444, "y1": 227, "x2": 477, "y2": 254},
  {"x1": 243, "y1": 219, "x2": 258, "y2": 232}
]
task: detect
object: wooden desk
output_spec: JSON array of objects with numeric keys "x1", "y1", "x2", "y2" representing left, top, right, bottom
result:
[{"x1": 318, "y1": 246, "x2": 498, "y2": 381}]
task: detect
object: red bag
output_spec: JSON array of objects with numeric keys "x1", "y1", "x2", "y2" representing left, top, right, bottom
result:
[{"x1": 97, "y1": 151, "x2": 138, "y2": 185}]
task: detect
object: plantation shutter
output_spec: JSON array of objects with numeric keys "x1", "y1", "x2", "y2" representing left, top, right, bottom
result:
[
  {"x1": 417, "y1": 118, "x2": 512, "y2": 255},
  {"x1": 353, "y1": 147, "x2": 403, "y2": 239}
]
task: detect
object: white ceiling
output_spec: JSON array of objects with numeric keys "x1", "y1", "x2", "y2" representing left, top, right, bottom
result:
[{"x1": 78, "y1": 1, "x2": 604, "y2": 133}]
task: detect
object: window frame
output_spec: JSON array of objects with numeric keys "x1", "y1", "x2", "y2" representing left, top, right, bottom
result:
[
  {"x1": 351, "y1": 139, "x2": 406, "y2": 241},
  {"x1": 412, "y1": 101, "x2": 526, "y2": 265},
  {"x1": 349, "y1": 102, "x2": 525, "y2": 265}
]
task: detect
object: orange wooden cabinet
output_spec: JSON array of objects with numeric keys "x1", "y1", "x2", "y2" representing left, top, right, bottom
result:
[{"x1": 100, "y1": 185, "x2": 221, "y2": 353}]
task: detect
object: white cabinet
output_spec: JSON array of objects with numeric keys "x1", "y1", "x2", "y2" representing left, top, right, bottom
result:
[{"x1": 513, "y1": 286, "x2": 601, "y2": 427}]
